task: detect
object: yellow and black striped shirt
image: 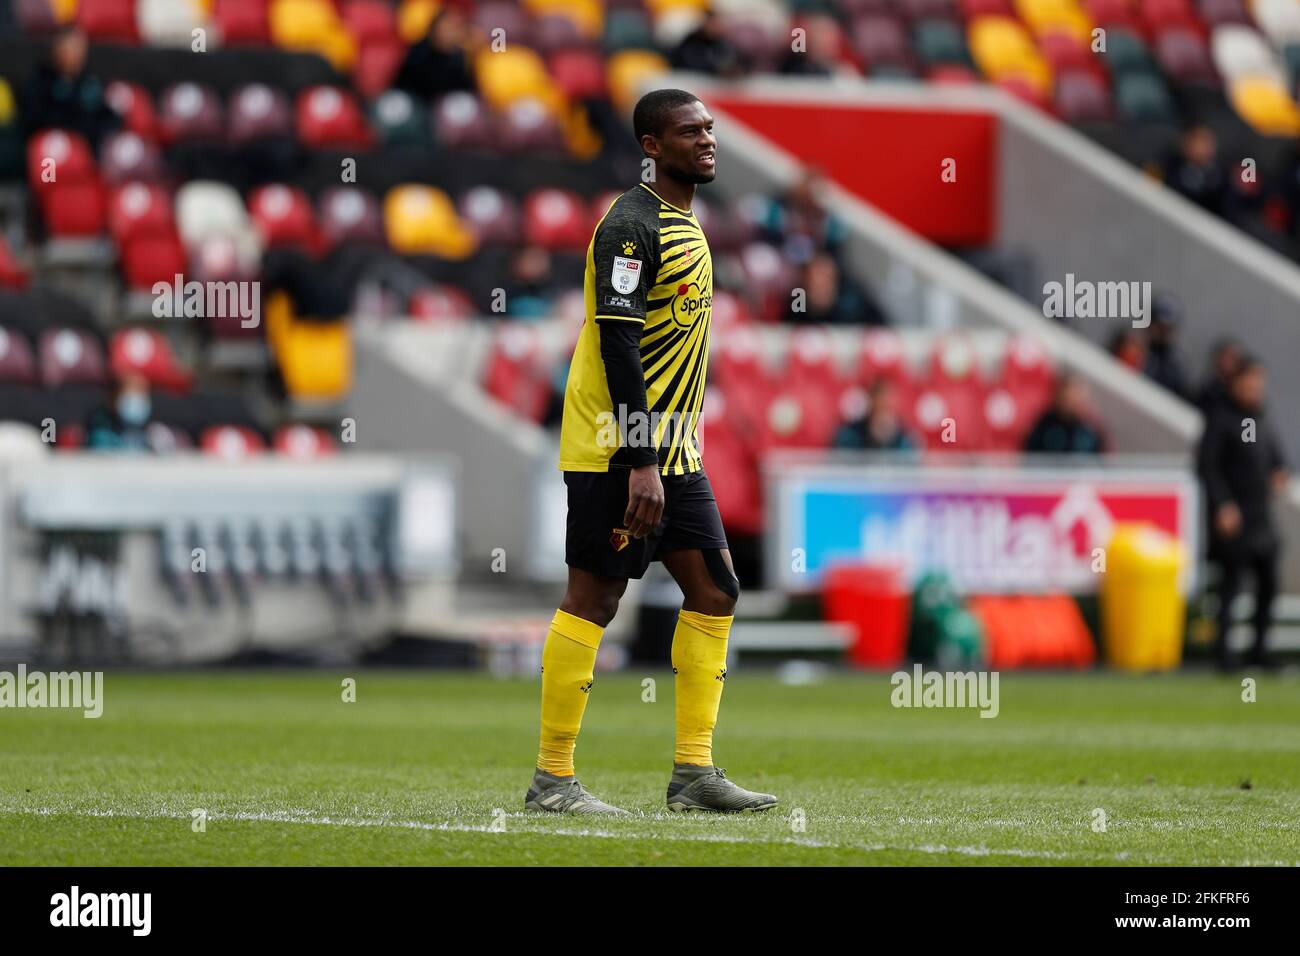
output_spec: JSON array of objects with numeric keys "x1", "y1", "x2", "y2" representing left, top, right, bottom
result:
[{"x1": 559, "y1": 183, "x2": 713, "y2": 476}]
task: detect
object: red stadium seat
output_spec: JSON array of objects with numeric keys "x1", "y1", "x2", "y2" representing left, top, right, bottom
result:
[
  {"x1": 712, "y1": 329, "x2": 772, "y2": 436},
  {"x1": 1154, "y1": 26, "x2": 1218, "y2": 84},
  {"x1": 14, "y1": 0, "x2": 58, "y2": 34},
  {"x1": 548, "y1": 49, "x2": 608, "y2": 100},
  {"x1": 27, "y1": 129, "x2": 96, "y2": 194},
  {"x1": 432, "y1": 92, "x2": 496, "y2": 149},
  {"x1": 1139, "y1": 0, "x2": 1201, "y2": 31},
  {"x1": 698, "y1": 388, "x2": 762, "y2": 535},
  {"x1": 786, "y1": 328, "x2": 848, "y2": 411},
  {"x1": 909, "y1": 384, "x2": 988, "y2": 451},
  {"x1": 851, "y1": 15, "x2": 911, "y2": 70},
  {"x1": 249, "y1": 184, "x2": 318, "y2": 250},
  {"x1": 108, "y1": 182, "x2": 174, "y2": 245},
  {"x1": 39, "y1": 328, "x2": 108, "y2": 387},
  {"x1": 105, "y1": 81, "x2": 161, "y2": 141},
  {"x1": 200, "y1": 424, "x2": 266, "y2": 459},
  {"x1": 354, "y1": 39, "x2": 406, "y2": 100},
  {"x1": 1197, "y1": 0, "x2": 1250, "y2": 27},
  {"x1": 857, "y1": 329, "x2": 910, "y2": 386},
  {"x1": 78, "y1": 0, "x2": 138, "y2": 43},
  {"x1": 110, "y1": 328, "x2": 191, "y2": 391},
  {"x1": 341, "y1": 0, "x2": 397, "y2": 45},
  {"x1": 121, "y1": 231, "x2": 187, "y2": 291},
  {"x1": 273, "y1": 424, "x2": 338, "y2": 458},
  {"x1": 1055, "y1": 70, "x2": 1114, "y2": 121},
  {"x1": 497, "y1": 99, "x2": 565, "y2": 153},
  {"x1": 296, "y1": 86, "x2": 373, "y2": 149},
  {"x1": 409, "y1": 285, "x2": 475, "y2": 322},
  {"x1": 0, "y1": 326, "x2": 37, "y2": 384},
  {"x1": 0, "y1": 238, "x2": 29, "y2": 290},
  {"x1": 213, "y1": 0, "x2": 271, "y2": 45},
  {"x1": 522, "y1": 188, "x2": 589, "y2": 251},
  {"x1": 758, "y1": 385, "x2": 840, "y2": 451},
  {"x1": 959, "y1": 0, "x2": 1013, "y2": 15},
  {"x1": 42, "y1": 180, "x2": 108, "y2": 237},
  {"x1": 482, "y1": 325, "x2": 551, "y2": 421},
  {"x1": 1038, "y1": 31, "x2": 1096, "y2": 72}
]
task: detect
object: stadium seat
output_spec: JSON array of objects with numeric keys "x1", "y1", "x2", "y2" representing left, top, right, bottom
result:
[
  {"x1": 432, "y1": 91, "x2": 496, "y2": 149},
  {"x1": 296, "y1": 86, "x2": 373, "y2": 149},
  {"x1": 273, "y1": 423, "x2": 338, "y2": 457},
  {"x1": 228, "y1": 83, "x2": 294, "y2": 144},
  {"x1": 108, "y1": 182, "x2": 174, "y2": 245},
  {"x1": 522, "y1": 188, "x2": 589, "y2": 251},
  {"x1": 852, "y1": 15, "x2": 912, "y2": 69},
  {"x1": 121, "y1": 231, "x2": 187, "y2": 291},
  {"x1": 78, "y1": 0, "x2": 139, "y2": 42},
  {"x1": 318, "y1": 186, "x2": 385, "y2": 248},
  {"x1": 383, "y1": 184, "x2": 476, "y2": 258},
  {"x1": 482, "y1": 324, "x2": 553, "y2": 422},
  {"x1": 248, "y1": 184, "x2": 318, "y2": 250},
  {"x1": 341, "y1": 0, "x2": 398, "y2": 46},
  {"x1": 1196, "y1": 0, "x2": 1249, "y2": 28},
  {"x1": 213, "y1": 0, "x2": 271, "y2": 45},
  {"x1": 1229, "y1": 75, "x2": 1300, "y2": 134},
  {"x1": 110, "y1": 328, "x2": 192, "y2": 391},
  {"x1": 475, "y1": 47, "x2": 562, "y2": 115},
  {"x1": 138, "y1": 0, "x2": 207, "y2": 47},
  {"x1": 100, "y1": 131, "x2": 165, "y2": 184},
  {"x1": 408, "y1": 285, "x2": 475, "y2": 322},
  {"x1": 200, "y1": 424, "x2": 266, "y2": 458},
  {"x1": 1211, "y1": 25, "x2": 1285, "y2": 84},
  {"x1": 548, "y1": 48, "x2": 609, "y2": 101},
  {"x1": 39, "y1": 328, "x2": 108, "y2": 388},
  {"x1": 26, "y1": 129, "x2": 96, "y2": 195},
  {"x1": 1155, "y1": 27, "x2": 1218, "y2": 85},
  {"x1": 369, "y1": 89, "x2": 432, "y2": 146},
  {"x1": 0, "y1": 327, "x2": 37, "y2": 384},
  {"x1": 458, "y1": 186, "x2": 522, "y2": 245},
  {"x1": 41, "y1": 180, "x2": 108, "y2": 237},
  {"x1": 269, "y1": 0, "x2": 355, "y2": 70},
  {"x1": 158, "y1": 82, "x2": 226, "y2": 145},
  {"x1": 606, "y1": 49, "x2": 671, "y2": 113},
  {"x1": 175, "y1": 180, "x2": 256, "y2": 250},
  {"x1": 105, "y1": 81, "x2": 161, "y2": 141},
  {"x1": 354, "y1": 38, "x2": 407, "y2": 100},
  {"x1": 14, "y1": 0, "x2": 59, "y2": 34},
  {"x1": 857, "y1": 329, "x2": 912, "y2": 386},
  {"x1": 1115, "y1": 71, "x2": 1178, "y2": 121},
  {"x1": 1055, "y1": 69, "x2": 1113, "y2": 120},
  {"x1": 697, "y1": 388, "x2": 762, "y2": 535}
]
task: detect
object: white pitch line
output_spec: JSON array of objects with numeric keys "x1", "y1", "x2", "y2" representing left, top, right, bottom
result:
[{"x1": 0, "y1": 804, "x2": 1251, "y2": 864}]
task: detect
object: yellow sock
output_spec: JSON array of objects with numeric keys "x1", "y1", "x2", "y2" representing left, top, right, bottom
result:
[
  {"x1": 671, "y1": 609, "x2": 733, "y2": 766},
  {"x1": 536, "y1": 609, "x2": 604, "y2": 777}
]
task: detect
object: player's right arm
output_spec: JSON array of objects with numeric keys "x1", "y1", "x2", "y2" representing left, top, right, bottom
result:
[{"x1": 592, "y1": 207, "x2": 663, "y2": 536}]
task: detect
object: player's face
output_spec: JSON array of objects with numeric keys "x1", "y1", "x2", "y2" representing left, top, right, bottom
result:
[{"x1": 654, "y1": 101, "x2": 716, "y2": 185}]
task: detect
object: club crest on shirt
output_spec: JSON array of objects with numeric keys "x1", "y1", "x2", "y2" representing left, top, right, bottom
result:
[
  {"x1": 610, "y1": 527, "x2": 632, "y2": 552},
  {"x1": 611, "y1": 256, "x2": 642, "y2": 294}
]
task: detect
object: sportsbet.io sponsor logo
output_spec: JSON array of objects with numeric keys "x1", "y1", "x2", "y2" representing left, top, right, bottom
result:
[{"x1": 670, "y1": 282, "x2": 710, "y2": 329}]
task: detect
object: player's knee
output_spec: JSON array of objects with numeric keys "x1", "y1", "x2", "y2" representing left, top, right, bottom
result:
[
  {"x1": 696, "y1": 549, "x2": 739, "y2": 615},
  {"x1": 560, "y1": 589, "x2": 623, "y2": 629}
]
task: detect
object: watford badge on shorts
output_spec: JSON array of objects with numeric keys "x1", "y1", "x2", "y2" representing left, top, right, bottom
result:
[{"x1": 610, "y1": 527, "x2": 633, "y2": 552}]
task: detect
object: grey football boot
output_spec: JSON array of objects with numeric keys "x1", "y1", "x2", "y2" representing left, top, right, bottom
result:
[
  {"x1": 666, "y1": 764, "x2": 778, "y2": 813},
  {"x1": 524, "y1": 768, "x2": 631, "y2": 815}
]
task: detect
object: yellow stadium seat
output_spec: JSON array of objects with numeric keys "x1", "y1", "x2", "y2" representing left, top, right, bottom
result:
[
  {"x1": 269, "y1": 0, "x2": 355, "y2": 70},
  {"x1": 383, "y1": 185, "x2": 477, "y2": 259},
  {"x1": 265, "y1": 290, "x2": 295, "y2": 358},
  {"x1": 1230, "y1": 75, "x2": 1300, "y2": 135},
  {"x1": 0, "y1": 80, "x2": 14, "y2": 126},
  {"x1": 645, "y1": 0, "x2": 710, "y2": 15},
  {"x1": 399, "y1": 0, "x2": 441, "y2": 44},
  {"x1": 475, "y1": 47, "x2": 563, "y2": 114},
  {"x1": 606, "y1": 49, "x2": 671, "y2": 115},
  {"x1": 969, "y1": 16, "x2": 1053, "y2": 92},
  {"x1": 277, "y1": 319, "x2": 353, "y2": 401},
  {"x1": 51, "y1": 0, "x2": 77, "y2": 24}
]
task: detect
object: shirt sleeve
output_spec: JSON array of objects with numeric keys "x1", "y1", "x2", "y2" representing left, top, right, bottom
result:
[
  {"x1": 598, "y1": 319, "x2": 658, "y2": 467},
  {"x1": 592, "y1": 211, "x2": 659, "y2": 324}
]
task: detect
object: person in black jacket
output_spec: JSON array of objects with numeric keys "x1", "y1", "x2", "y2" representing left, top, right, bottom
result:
[
  {"x1": 1195, "y1": 338, "x2": 1242, "y2": 416},
  {"x1": 21, "y1": 27, "x2": 117, "y2": 150},
  {"x1": 1023, "y1": 372, "x2": 1108, "y2": 455},
  {"x1": 1196, "y1": 358, "x2": 1290, "y2": 669},
  {"x1": 393, "y1": 8, "x2": 474, "y2": 103}
]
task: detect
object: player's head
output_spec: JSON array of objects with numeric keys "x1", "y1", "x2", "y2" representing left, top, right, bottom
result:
[
  {"x1": 633, "y1": 89, "x2": 716, "y2": 185},
  {"x1": 1231, "y1": 355, "x2": 1265, "y2": 409}
]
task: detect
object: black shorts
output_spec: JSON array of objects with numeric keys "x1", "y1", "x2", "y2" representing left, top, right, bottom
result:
[{"x1": 564, "y1": 468, "x2": 729, "y2": 580}]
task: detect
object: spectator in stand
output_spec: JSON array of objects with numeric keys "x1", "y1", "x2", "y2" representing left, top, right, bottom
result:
[
  {"x1": 779, "y1": 14, "x2": 846, "y2": 77},
  {"x1": 1196, "y1": 337, "x2": 1243, "y2": 416},
  {"x1": 504, "y1": 245, "x2": 560, "y2": 319},
  {"x1": 760, "y1": 169, "x2": 848, "y2": 261},
  {"x1": 670, "y1": 7, "x2": 748, "y2": 78},
  {"x1": 21, "y1": 26, "x2": 117, "y2": 149},
  {"x1": 833, "y1": 378, "x2": 917, "y2": 451},
  {"x1": 393, "y1": 7, "x2": 475, "y2": 103},
  {"x1": 1143, "y1": 295, "x2": 1190, "y2": 400},
  {"x1": 794, "y1": 252, "x2": 884, "y2": 325},
  {"x1": 85, "y1": 373, "x2": 153, "y2": 452},
  {"x1": 1108, "y1": 329, "x2": 1146, "y2": 371},
  {"x1": 1163, "y1": 122, "x2": 1228, "y2": 216},
  {"x1": 1197, "y1": 357, "x2": 1289, "y2": 669},
  {"x1": 1023, "y1": 372, "x2": 1108, "y2": 454}
]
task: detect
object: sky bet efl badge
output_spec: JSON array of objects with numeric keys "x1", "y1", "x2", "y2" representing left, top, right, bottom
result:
[{"x1": 611, "y1": 255, "x2": 641, "y2": 294}]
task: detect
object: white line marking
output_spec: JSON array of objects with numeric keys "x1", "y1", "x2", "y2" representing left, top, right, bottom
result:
[{"x1": 6, "y1": 804, "x2": 1292, "y2": 865}]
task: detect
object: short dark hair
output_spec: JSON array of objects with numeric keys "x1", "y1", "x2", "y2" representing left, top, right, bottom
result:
[
  {"x1": 1233, "y1": 354, "x2": 1264, "y2": 380},
  {"x1": 632, "y1": 89, "x2": 700, "y2": 145}
]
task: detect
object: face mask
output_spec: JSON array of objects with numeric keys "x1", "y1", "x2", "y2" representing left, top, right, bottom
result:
[{"x1": 117, "y1": 393, "x2": 151, "y2": 427}]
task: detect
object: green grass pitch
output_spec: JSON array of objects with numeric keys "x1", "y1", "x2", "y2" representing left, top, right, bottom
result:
[{"x1": 1, "y1": 669, "x2": 1297, "y2": 866}]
